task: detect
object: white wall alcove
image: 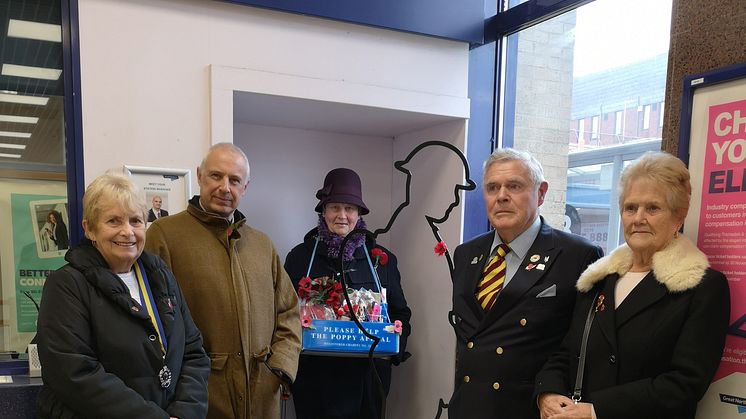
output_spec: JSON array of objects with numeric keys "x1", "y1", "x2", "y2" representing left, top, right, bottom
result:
[{"x1": 210, "y1": 64, "x2": 471, "y2": 418}]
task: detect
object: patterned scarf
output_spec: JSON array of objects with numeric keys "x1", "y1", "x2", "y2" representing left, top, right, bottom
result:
[{"x1": 317, "y1": 214, "x2": 366, "y2": 262}]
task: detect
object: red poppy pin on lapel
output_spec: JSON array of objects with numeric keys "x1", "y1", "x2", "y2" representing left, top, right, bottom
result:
[{"x1": 595, "y1": 294, "x2": 605, "y2": 312}]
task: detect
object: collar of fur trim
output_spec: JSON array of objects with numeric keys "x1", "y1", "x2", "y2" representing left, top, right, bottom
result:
[{"x1": 576, "y1": 235, "x2": 709, "y2": 293}]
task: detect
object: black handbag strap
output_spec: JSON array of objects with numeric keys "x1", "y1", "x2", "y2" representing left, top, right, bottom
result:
[{"x1": 572, "y1": 289, "x2": 601, "y2": 403}]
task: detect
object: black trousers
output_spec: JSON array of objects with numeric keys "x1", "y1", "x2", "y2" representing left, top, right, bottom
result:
[{"x1": 292, "y1": 355, "x2": 392, "y2": 419}]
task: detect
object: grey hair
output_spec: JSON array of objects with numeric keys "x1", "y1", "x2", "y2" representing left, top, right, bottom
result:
[
  {"x1": 483, "y1": 148, "x2": 545, "y2": 187},
  {"x1": 200, "y1": 143, "x2": 251, "y2": 182},
  {"x1": 618, "y1": 151, "x2": 691, "y2": 217}
]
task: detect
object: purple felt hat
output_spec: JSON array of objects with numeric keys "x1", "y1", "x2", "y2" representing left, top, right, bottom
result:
[{"x1": 315, "y1": 168, "x2": 369, "y2": 215}]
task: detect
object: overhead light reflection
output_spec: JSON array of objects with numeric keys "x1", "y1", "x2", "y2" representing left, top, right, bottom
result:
[
  {"x1": 0, "y1": 92, "x2": 49, "y2": 106},
  {"x1": 0, "y1": 153, "x2": 22, "y2": 159},
  {"x1": 2, "y1": 64, "x2": 62, "y2": 81},
  {"x1": 7, "y1": 19, "x2": 62, "y2": 43},
  {"x1": 0, "y1": 115, "x2": 39, "y2": 124},
  {"x1": 0, "y1": 143, "x2": 26, "y2": 150},
  {"x1": 0, "y1": 130, "x2": 32, "y2": 138}
]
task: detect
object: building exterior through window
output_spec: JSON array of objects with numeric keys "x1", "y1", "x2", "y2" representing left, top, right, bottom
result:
[{"x1": 502, "y1": 0, "x2": 672, "y2": 253}]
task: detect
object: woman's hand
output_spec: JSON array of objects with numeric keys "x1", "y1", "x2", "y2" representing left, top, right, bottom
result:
[
  {"x1": 538, "y1": 393, "x2": 573, "y2": 418},
  {"x1": 545, "y1": 401, "x2": 593, "y2": 419}
]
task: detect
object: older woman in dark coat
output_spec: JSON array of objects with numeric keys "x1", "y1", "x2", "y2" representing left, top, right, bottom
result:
[
  {"x1": 36, "y1": 174, "x2": 209, "y2": 419},
  {"x1": 284, "y1": 168, "x2": 412, "y2": 419},
  {"x1": 535, "y1": 152, "x2": 730, "y2": 419}
]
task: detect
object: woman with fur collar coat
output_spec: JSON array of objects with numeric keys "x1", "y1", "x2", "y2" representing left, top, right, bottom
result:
[{"x1": 535, "y1": 152, "x2": 730, "y2": 419}]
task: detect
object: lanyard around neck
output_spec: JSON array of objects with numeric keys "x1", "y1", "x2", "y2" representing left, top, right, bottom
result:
[
  {"x1": 134, "y1": 260, "x2": 167, "y2": 355},
  {"x1": 306, "y1": 236, "x2": 320, "y2": 277}
]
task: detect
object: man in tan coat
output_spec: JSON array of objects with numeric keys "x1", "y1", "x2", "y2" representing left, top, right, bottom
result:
[{"x1": 146, "y1": 143, "x2": 301, "y2": 419}]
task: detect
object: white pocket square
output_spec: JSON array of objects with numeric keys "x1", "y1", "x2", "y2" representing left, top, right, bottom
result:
[{"x1": 536, "y1": 284, "x2": 556, "y2": 298}]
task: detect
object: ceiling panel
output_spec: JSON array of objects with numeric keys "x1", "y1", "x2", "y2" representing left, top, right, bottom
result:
[{"x1": 0, "y1": 0, "x2": 64, "y2": 168}]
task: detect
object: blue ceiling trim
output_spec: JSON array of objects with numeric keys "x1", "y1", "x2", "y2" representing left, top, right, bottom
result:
[
  {"x1": 218, "y1": 0, "x2": 485, "y2": 44},
  {"x1": 485, "y1": 0, "x2": 593, "y2": 41}
]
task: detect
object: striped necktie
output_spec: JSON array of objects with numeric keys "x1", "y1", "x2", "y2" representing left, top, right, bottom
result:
[{"x1": 476, "y1": 243, "x2": 510, "y2": 311}]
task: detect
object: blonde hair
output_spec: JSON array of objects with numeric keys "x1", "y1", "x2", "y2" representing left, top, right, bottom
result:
[
  {"x1": 618, "y1": 151, "x2": 691, "y2": 218},
  {"x1": 83, "y1": 173, "x2": 147, "y2": 230}
]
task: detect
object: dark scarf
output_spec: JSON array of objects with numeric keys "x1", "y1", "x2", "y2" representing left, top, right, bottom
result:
[{"x1": 317, "y1": 214, "x2": 366, "y2": 262}]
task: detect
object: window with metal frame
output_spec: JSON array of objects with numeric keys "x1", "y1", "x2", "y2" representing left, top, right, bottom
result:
[{"x1": 483, "y1": 0, "x2": 672, "y2": 251}]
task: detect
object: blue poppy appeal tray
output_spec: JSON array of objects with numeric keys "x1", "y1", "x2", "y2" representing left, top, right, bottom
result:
[{"x1": 301, "y1": 320, "x2": 399, "y2": 357}]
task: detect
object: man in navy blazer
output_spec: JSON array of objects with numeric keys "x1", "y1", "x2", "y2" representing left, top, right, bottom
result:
[{"x1": 448, "y1": 148, "x2": 602, "y2": 419}]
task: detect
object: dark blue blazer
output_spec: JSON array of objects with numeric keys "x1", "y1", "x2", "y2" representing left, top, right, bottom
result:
[{"x1": 449, "y1": 218, "x2": 602, "y2": 419}]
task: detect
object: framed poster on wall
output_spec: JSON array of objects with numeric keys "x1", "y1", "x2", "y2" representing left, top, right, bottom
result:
[
  {"x1": 123, "y1": 166, "x2": 192, "y2": 224},
  {"x1": 679, "y1": 62, "x2": 746, "y2": 418},
  {"x1": 29, "y1": 199, "x2": 70, "y2": 259},
  {"x1": 10, "y1": 194, "x2": 68, "y2": 334}
]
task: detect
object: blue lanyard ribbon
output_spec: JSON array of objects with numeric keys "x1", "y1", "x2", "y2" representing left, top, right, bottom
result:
[
  {"x1": 362, "y1": 243, "x2": 384, "y2": 294},
  {"x1": 134, "y1": 260, "x2": 168, "y2": 355},
  {"x1": 306, "y1": 236, "x2": 320, "y2": 277}
]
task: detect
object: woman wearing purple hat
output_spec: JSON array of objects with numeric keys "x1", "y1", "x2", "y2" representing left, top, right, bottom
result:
[{"x1": 284, "y1": 168, "x2": 412, "y2": 419}]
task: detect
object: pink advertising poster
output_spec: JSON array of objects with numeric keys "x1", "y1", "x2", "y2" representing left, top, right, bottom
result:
[
  {"x1": 697, "y1": 98, "x2": 746, "y2": 378},
  {"x1": 687, "y1": 78, "x2": 746, "y2": 418}
]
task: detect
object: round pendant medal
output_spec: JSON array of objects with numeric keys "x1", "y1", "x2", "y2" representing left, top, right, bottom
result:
[{"x1": 159, "y1": 365, "x2": 172, "y2": 388}]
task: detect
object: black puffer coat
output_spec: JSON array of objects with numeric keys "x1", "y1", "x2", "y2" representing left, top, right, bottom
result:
[
  {"x1": 284, "y1": 228, "x2": 411, "y2": 419},
  {"x1": 36, "y1": 241, "x2": 209, "y2": 419}
]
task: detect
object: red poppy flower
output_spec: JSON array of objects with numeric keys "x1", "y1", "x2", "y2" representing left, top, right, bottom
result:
[
  {"x1": 434, "y1": 241, "x2": 448, "y2": 256},
  {"x1": 226, "y1": 222, "x2": 241, "y2": 239},
  {"x1": 394, "y1": 320, "x2": 403, "y2": 334},
  {"x1": 595, "y1": 294, "x2": 606, "y2": 313},
  {"x1": 297, "y1": 275, "x2": 351, "y2": 319},
  {"x1": 326, "y1": 291, "x2": 341, "y2": 308},
  {"x1": 298, "y1": 277, "x2": 313, "y2": 299},
  {"x1": 301, "y1": 315, "x2": 313, "y2": 328},
  {"x1": 371, "y1": 248, "x2": 389, "y2": 266}
]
